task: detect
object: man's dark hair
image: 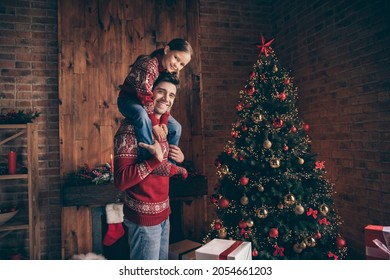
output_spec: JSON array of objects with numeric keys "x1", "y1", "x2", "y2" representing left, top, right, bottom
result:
[{"x1": 153, "y1": 72, "x2": 180, "y2": 90}]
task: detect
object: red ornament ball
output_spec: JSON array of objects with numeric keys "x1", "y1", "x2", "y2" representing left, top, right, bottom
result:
[
  {"x1": 215, "y1": 222, "x2": 222, "y2": 230},
  {"x1": 273, "y1": 118, "x2": 284, "y2": 128},
  {"x1": 269, "y1": 227, "x2": 279, "y2": 238},
  {"x1": 284, "y1": 78, "x2": 290, "y2": 85},
  {"x1": 290, "y1": 126, "x2": 297, "y2": 133},
  {"x1": 240, "y1": 176, "x2": 249, "y2": 186},
  {"x1": 315, "y1": 232, "x2": 322, "y2": 239},
  {"x1": 219, "y1": 197, "x2": 230, "y2": 209},
  {"x1": 252, "y1": 248, "x2": 258, "y2": 257},
  {"x1": 302, "y1": 123, "x2": 310, "y2": 131},
  {"x1": 283, "y1": 145, "x2": 289, "y2": 151},
  {"x1": 278, "y1": 92, "x2": 287, "y2": 101},
  {"x1": 336, "y1": 237, "x2": 346, "y2": 248}
]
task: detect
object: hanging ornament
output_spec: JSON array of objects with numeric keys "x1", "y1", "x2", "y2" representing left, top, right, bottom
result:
[
  {"x1": 220, "y1": 164, "x2": 229, "y2": 175},
  {"x1": 240, "y1": 195, "x2": 249, "y2": 205},
  {"x1": 252, "y1": 248, "x2": 259, "y2": 257},
  {"x1": 278, "y1": 92, "x2": 287, "y2": 101},
  {"x1": 305, "y1": 236, "x2": 316, "y2": 247},
  {"x1": 302, "y1": 123, "x2": 310, "y2": 131},
  {"x1": 272, "y1": 65, "x2": 278, "y2": 72},
  {"x1": 257, "y1": 184, "x2": 265, "y2": 192},
  {"x1": 242, "y1": 126, "x2": 248, "y2": 131},
  {"x1": 277, "y1": 202, "x2": 284, "y2": 209},
  {"x1": 290, "y1": 126, "x2": 297, "y2": 133},
  {"x1": 214, "y1": 222, "x2": 222, "y2": 230},
  {"x1": 297, "y1": 157, "x2": 305, "y2": 165},
  {"x1": 294, "y1": 204, "x2": 305, "y2": 215},
  {"x1": 319, "y1": 204, "x2": 329, "y2": 216},
  {"x1": 252, "y1": 112, "x2": 263, "y2": 124},
  {"x1": 236, "y1": 103, "x2": 243, "y2": 111},
  {"x1": 336, "y1": 237, "x2": 346, "y2": 248},
  {"x1": 299, "y1": 241, "x2": 307, "y2": 250},
  {"x1": 246, "y1": 85, "x2": 255, "y2": 95},
  {"x1": 263, "y1": 139, "x2": 272, "y2": 149},
  {"x1": 218, "y1": 228, "x2": 227, "y2": 239},
  {"x1": 273, "y1": 118, "x2": 283, "y2": 128},
  {"x1": 314, "y1": 232, "x2": 322, "y2": 239},
  {"x1": 284, "y1": 193, "x2": 296, "y2": 206},
  {"x1": 269, "y1": 227, "x2": 279, "y2": 238},
  {"x1": 284, "y1": 78, "x2": 290, "y2": 85},
  {"x1": 219, "y1": 197, "x2": 230, "y2": 209},
  {"x1": 293, "y1": 244, "x2": 303, "y2": 253},
  {"x1": 246, "y1": 218, "x2": 254, "y2": 228},
  {"x1": 283, "y1": 144, "x2": 289, "y2": 151},
  {"x1": 240, "y1": 176, "x2": 249, "y2": 186},
  {"x1": 269, "y1": 158, "x2": 280, "y2": 168},
  {"x1": 256, "y1": 207, "x2": 268, "y2": 218}
]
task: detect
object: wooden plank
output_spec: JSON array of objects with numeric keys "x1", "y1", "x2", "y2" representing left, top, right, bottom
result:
[
  {"x1": 87, "y1": 67, "x2": 101, "y2": 165},
  {"x1": 99, "y1": 125, "x2": 114, "y2": 165},
  {"x1": 74, "y1": 28, "x2": 87, "y2": 74},
  {"x1": 59, "y1": 42, "x2": 74, "y2": 115},
  {"x1": 61, "y1": 206, "x2": 92, "y2": 259},
  {"x1": 62, "y1": 184, "x2": 120, "y2": 207},
  {"x1": 59, "y1": 114, "x2": 74, "y2": 177}
]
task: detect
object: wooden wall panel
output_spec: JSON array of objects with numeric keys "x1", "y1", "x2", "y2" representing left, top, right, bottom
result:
[{"x1": 59, "y1": 0, "x2": 203, "y2": 178}]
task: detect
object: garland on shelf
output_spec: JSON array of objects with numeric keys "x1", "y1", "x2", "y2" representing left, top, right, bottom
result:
[
  {"x1": 64, "y1": 163, "x2": 113, "y2": 186},
  {"x1": 0, "y1": 110, "x2": 41, "y2": 124}
]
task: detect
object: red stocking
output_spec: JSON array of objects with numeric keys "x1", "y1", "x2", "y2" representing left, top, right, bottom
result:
[{"x1": 102, "y1": 203, "x2": 124, "y2": 246}]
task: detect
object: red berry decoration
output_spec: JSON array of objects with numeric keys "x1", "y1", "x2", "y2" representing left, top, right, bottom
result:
[
  {"x1": 336, "y1": 237, "x2": 346, "y2": 248},
  {"x1": 246, "y1": 85, "x2": 255, "y2": 95},
  {"x1": 219, "y1": 197, "x2": 230, "y2": 209},
  {"x1": 236, "y1": 103, "x2": 243, "y2": 111},
  {"x1": 269, "y1": 227, "x2": 279, "y2": 238},
  {"x1": 240, "y1": 176, "x2": 249, "y2": 186},
  {"x1": 231, "y1": 131, "x2": 238, "y2": 138},
  {"x1": 249, "y1": 71, "x2": 256, "y2": 80}
]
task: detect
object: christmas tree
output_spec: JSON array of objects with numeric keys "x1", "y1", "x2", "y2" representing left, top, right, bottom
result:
[{"x1": 205, "y1": 35, "x2": 347, "y2": 260}]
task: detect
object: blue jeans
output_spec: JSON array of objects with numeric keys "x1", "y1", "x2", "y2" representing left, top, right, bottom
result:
[
  {"x1": 118, "y1": 96, "x2": 182, "y2": 160},
  {"x1": 124, "y1": 218, "x2": 170, "y2": 260}
]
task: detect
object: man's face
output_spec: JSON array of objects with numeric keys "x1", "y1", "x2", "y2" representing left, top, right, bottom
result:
[{"x1": 152, "y1": 81, "x2": 177, "y2": 117}]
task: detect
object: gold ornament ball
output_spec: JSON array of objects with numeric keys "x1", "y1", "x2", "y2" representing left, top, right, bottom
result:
[
  {"x1": 305, "y1": 236, "x2": 316, "y2": 247},
  {"x1": 277, "y1": 202, "x2": 284, "y2": 209},
  {"x1": 246, "y1": 218, "x2": 254, "y2": 228},
  {"x1": 273, "y1": 65, "x2": 278, "y2": 72},
  {"x1": 294, "y1": 204, "x2": 305, "y2": 215},
  {"x1": 252, "y1": 112, "x2": 263, "y2": 124},
  {"x1": 269, "y1": 158, "x2": 281, "y2": 168},
  {"x1": 299, "y1": 241, "x2": 307, "y2": 249},
  {"x1": 256, "y1": 207, "x2": 268, "y2": 219},
  {"x1": 218, "y1": 228, "x2": 227, "y2": 239},
  {"x1": 240, "y1": 195, "x2": 249, "y2": 205},
  {"x1": 263, "y1": 140, "x2": 272, "y2": 149},
  {"x1": 293, "y1": 244, "x2": 303, "y2": 253},
  {"x1": 257, "y1": 184, "x2": 265, "y2": 192},
  {"x1": 220, "y1": 164, "x2": 229, "y2": 174},
  {"x1": 284, "y1": 193, "x2": 296, "y2": 206},
  {"x1": 298, "y1": 158, "x2": 305, "y2": 165},
  {"x1": 319, "y1": 204, "x2": 329, "y2": 216}
]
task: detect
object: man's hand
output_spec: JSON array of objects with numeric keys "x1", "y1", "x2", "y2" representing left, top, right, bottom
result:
[
  {"x1": 152, "y1": 125, "x2": 167, "y2": 142},
  {"x1": 169, "y1": 145, "x2": 184, "y2": 164},
  {"x1": 139, "y1": 142, "x2": 163, "y2": 162}
]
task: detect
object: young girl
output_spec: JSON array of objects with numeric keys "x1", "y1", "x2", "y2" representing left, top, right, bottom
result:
[{"x1": 117, "y1": 38, "x2": 193, "y2": 161}]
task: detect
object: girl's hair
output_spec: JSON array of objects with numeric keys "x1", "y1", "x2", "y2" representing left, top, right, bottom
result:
[{"x1": 131, "y1": 38, "x2": 193, "y2": 67}]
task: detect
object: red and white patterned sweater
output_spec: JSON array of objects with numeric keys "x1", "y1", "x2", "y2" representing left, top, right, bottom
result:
[
  {"x1": 114, "y1": 120, "x2": 187, "y2": 226},
  {"x1": 118, "y1": 54, "x2": 169, "y2": 126}
]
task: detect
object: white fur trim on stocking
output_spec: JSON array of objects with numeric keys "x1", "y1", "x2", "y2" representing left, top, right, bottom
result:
[{"x1": 105, "y1": 203, "x2": 124, "y2": 224}]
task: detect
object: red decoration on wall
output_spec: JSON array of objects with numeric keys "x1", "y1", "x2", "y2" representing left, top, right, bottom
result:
[{"x1": 8, "y1": 151, "x2": 16, "y2": 175}]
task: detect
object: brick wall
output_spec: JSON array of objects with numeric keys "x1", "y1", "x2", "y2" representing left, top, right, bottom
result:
[{"x1": 0, "y1": 0, "x2": 60, "y2": 259}]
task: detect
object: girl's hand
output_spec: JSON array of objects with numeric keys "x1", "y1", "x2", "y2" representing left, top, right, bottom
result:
[
  {"x1": 139, "y1": 142, "x2": 163, "y2": 162},
  {"x1": 152, "y1": 125, "x2": 167, "y2": 142}
]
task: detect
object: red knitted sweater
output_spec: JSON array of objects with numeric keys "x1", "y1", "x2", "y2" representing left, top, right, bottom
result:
[
  {"x1": 118, "y1": 54, "x2": 169, "y2": 126},
  {"x1": 113, "y1": 120, "x2": 186, "y2": 226}
]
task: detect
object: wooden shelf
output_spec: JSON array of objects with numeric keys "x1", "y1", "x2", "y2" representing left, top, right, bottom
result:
[{"x1": 0, "y1": 123, "x2": 40, "y2": 259}]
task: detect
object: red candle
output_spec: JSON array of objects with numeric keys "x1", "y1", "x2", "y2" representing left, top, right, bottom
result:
[
  {"x1": 8, "y1": 151, "x2": 16, "y2": 175},
  {"x1": 110, "y1": 154, "x2": 114, "y2": 174}
]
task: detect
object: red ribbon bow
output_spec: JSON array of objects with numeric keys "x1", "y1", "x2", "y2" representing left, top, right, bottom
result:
[
  {"x1": 256, "y1": 34, "x2": 274, "y2": 57},
  {"x1": 273, "y1": 245, "x2": 284, "y2": 257},
  {"x1": 307, "y1": 208, "x2": 318, "y2": 219},
  {"x1": 315, "y1": 161, "x2": 325, "y2": 169},
  {"x1": 328, "y1": 251, "x2": 339, "y2": 260},
  {"x1": 319, "y1": 217, "x2": 329, "y2": 225}
]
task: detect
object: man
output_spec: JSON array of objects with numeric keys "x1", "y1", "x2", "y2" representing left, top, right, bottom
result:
[{"x1": 114, "y1": 72, "x2": 188, "y2": 260}]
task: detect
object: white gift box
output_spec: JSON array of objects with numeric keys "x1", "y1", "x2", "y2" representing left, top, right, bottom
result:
[{"x1": 195, "y1": 239, "x2": 252, "y2": 260}]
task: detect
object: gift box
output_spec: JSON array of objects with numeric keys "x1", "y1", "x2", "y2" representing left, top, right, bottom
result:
[
  {"x1": 364, "y1": 225, "x2": 390, "y2": 260},
  {"x1": 195, "y1": 239, "x2": 252, "y2": 260},
  {"x1": 169, "y1": 239, "x2": 202, "y2": 260}
]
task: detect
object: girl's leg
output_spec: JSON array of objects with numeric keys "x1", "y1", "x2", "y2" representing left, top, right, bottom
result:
[{"x1": 118, "y1": 96, "x2": 153, "y2": 159}]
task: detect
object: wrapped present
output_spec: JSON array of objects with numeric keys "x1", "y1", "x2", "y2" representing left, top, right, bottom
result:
[
  {"x1": 364, "y1": 225, "x2": 390, "y2": 260},
  {"x1": 195, "y1": 239, "x2": 252, "y2": 260},
  {"x1": 169, "y1": 239, "x2": 202, "y2": 260}
]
